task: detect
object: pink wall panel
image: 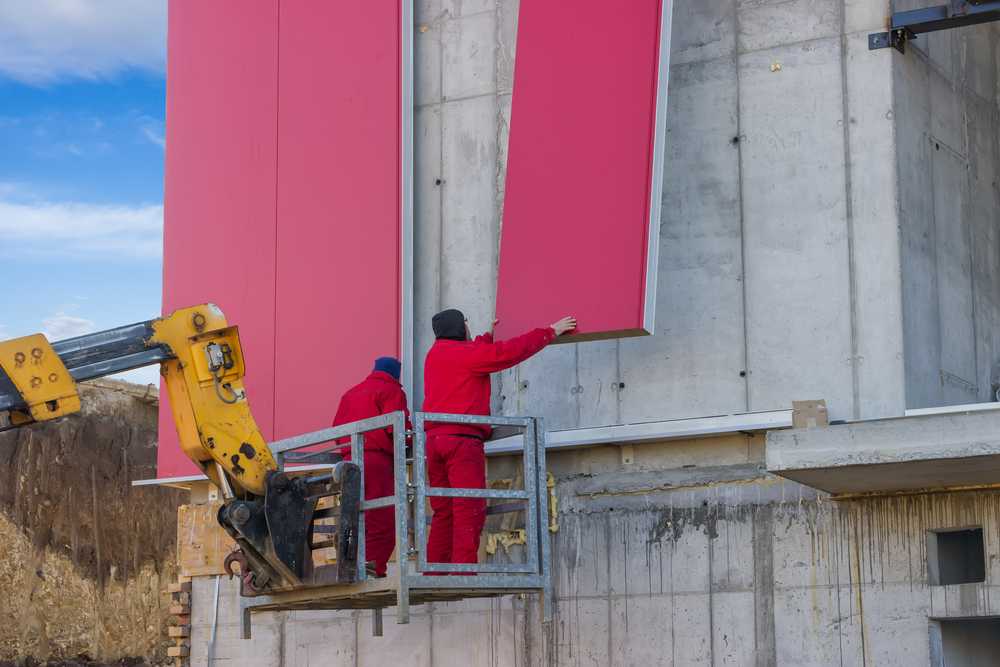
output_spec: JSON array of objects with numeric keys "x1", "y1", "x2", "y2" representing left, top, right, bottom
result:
[
  {"x1": 159, "y1": 1, "x2": 280, "y2": 477},
  {"x1": 161, "y1": 0, "x2": 406, "y2": 474},
  {"x1": 494, "y1": 0, "x2": 670, "y2": 342},
  {"x1": 273, "y1": 1, "x2": 402, "y2": 438}
]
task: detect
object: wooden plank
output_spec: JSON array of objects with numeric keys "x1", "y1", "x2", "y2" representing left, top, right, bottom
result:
[
  {"x1": 167, "y1": 645, "x2": 191, "y2": 658},
  {"x1": 169, "y1": 626, "x2": 191, "y2": 638},
  {"x1": 177, "y1": 502, "x2": 235, "y2": 577},
  {"x1": 169, "y1": 604, "x2": 191, "y2": 616}
]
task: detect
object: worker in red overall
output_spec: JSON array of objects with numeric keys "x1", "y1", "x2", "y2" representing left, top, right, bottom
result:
[
  {"x1": 332, "y1": 357, "x2": 411, "y2": 577},
  {"x1": 422, "y1": 309, "x2": 577, "y2": 565}
]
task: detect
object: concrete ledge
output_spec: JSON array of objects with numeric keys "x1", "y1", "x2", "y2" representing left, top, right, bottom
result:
[{"x1": 766, "y1": 408, "x2": 1000, "y2": 494}]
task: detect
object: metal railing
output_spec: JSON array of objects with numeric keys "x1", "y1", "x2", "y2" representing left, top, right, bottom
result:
[{"x1": 262, "y1": 410, "x2": 553, "y2": 625}]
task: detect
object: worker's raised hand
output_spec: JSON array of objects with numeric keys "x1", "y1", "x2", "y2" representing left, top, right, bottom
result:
[{"x1": 550, "y1": 316, "x2": 577, "y2": 337}]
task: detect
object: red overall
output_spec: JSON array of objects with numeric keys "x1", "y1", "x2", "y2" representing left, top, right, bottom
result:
[
  {"x1": 422, "y1": 327, "x2": 555, "y2": 564},
  {"x1": 332, "y1": 370, "x2": 410, "y2": 576}
]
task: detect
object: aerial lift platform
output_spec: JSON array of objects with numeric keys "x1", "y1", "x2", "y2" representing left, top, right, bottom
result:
[
  {"x1": 0, "y1": 304, "x2": 553, "y2": 638},
  {"x1": 238, "y1": 409, "x2": 553, "y2": 638}
]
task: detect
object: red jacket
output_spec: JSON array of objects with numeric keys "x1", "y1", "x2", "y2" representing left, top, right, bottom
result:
[
  {"x1": 332, "y1": 370, "x2": 411, "y2": 456},
  {"x1": 422, "y1": 327, "x2": 555, "y2": 438}
]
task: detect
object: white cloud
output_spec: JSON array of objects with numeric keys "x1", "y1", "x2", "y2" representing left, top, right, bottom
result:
[
  {"x1": 0, "y1": 198, "x2": 162, "y2": 261},
  {"x1": 42, "y1": 312, "x2": 95, "y2": 340},
  {"x1": 139, "y1": 118, "x2": 165, "y2": 149},
  {"x1": 141, "y1": 126, "x2": 164, "y2": 149},
  {"x1": 0, "y1": 1, "x2": 166, "y2": 85}
]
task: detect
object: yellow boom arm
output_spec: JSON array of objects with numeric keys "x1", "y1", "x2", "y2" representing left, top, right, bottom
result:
[{"x1": 0, "y1": 304, "x2": 277, "y2": 496}]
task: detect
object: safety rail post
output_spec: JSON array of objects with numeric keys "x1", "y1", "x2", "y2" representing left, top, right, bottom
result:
[
  {"x1": 535, "y1": 418, "x2": 554, "y2": 622},
  {"x1": 391, "y1": 410, "x2": 410, "y2": 624},
  {"x1": 411, "y1": 413, "x2": 430, "y2": 577},
  {"x1": 412, "y1": 413, "x2": 543, "y2": 576},
  {"x1": 350, "y1": 432, "x2": 365, "y2": 582},
  {"x1": 521, "y1": 418, "x2": 540, "y2": 576}
]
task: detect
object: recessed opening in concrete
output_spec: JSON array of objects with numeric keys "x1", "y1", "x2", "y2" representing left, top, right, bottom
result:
[
  {"x1": 930, "y1": 617, "x2": 1000, "y2": 667},
  {"x1": 927, "y1": 527, "x2": 985, "y2": 586}
]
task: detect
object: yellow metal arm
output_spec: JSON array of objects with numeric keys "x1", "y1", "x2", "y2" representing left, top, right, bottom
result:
[
  {"x1": 0, "y1": 304, "x2": 357, "y2": 595},
  {"x1": 0, "y1": 304, "x2": 277, "y2": 497},
  {"x1": 151, "y1": 304, "x2": 277, "y2": 496}
]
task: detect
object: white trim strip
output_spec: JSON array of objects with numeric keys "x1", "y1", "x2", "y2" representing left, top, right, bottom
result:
[
  {"x1": 904, "y1": 402, "x2": 1000, "y2": 417},
  {"x1": 131, "y1": 463, "x2": 338, "y2": 489},
  {"x1": 400, "y1": 0, "x2": 415, "y2": 402},
  {"x1": 485, "y1": 409, "x2": 793, "y2": 455},
  {"x1": 642, "y1": 0, "x2": 674, "y2": 334}
]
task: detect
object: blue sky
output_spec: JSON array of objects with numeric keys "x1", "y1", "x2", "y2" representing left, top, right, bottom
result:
[{"x1": 0, "y1": 1, "x2": 166, "y2": 384}]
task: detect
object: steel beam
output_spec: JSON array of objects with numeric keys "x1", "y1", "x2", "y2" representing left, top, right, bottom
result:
[
  {"x1": 0, "y1": 320, "x2": 171, "y2": 412},
  {"x1": 870, "y1": 1, "x2": 1000, "y2": 53}
]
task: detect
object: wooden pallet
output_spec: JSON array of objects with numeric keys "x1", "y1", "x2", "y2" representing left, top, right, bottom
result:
[
  {"x1": 243, "y1": 575, "x2": 537, "y2": 613},
  {"x1": 166, "y1": 577, "x2": 192, "y2": 666}
]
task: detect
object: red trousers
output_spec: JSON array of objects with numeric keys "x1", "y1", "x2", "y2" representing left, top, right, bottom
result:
[
  {"x1": 426, "y1": 434, "x2": 486, "y2": 564},
  {"x1": 343, "y1": 449, "x2": 395, "y2": 576}
]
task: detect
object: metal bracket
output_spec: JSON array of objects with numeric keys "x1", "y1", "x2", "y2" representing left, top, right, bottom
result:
[
  {"x1": 868, "y1": 28, "x2": 911, "y2": 53},
  {"x1": 869, "y1": 1, "x2": 1000, "y2": 54}
]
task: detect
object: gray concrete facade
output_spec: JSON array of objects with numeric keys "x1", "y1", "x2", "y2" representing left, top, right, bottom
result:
[
  {"x1": 188, "y1": 1, "x2": 1000, "y2": 664},
  {"x1": 190, "y1": 439, "x2": 1000, "y2": 666}
]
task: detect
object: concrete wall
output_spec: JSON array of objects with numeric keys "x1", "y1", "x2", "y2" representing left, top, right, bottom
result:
[
  {"x1": 412, "y1": 0, "x2": 908, "y2": 426},
  {"x1": 190, "y1": 439, "x2": 1000, "y2": 666},
  {"x1": 895, "y1": 5, "x2": 1000, "y2": 409}
]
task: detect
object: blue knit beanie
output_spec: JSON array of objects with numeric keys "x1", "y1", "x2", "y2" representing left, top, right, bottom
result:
[{"x1": 374, "y1": 356, "x2": 401, "y2": 381}]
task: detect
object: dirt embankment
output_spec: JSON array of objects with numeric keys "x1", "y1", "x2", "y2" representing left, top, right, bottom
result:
[{"x1": 0, "y1": 381, "x2": 184, "y2": 664}]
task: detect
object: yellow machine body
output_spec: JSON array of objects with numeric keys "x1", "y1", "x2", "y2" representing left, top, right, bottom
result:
[{"x1": 151, "y1": 304, "x2": 277, "y2": 496}]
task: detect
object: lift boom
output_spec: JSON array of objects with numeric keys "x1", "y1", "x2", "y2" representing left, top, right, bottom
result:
[
  {"x1": 0, "y1": 304, "x2": 361, "y2": 595},
  {"x1": 0, "y1": 304, "x2": 556, "y2": 633}
]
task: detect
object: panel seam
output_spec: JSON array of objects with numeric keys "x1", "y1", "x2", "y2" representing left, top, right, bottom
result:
[
  {"x1": 272, "y1": 0, "x2": 282, "y2": 437},
  {"x1": 734, "y1": 5, "x2": 751, "y2": 413},
  {"x1": 839, "y1": 3, "x2": 861, "y2": 420}
]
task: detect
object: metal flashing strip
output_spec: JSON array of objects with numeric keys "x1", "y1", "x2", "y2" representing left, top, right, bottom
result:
[
  {"x1": 642, "y1": 0, "x2": 674, "y2": 334},
  {"x1": 400, "y1": 0, "x2": 414, "y2": 403},
  {"x1": 904, "y1": 402, "x2": 1000, "y2": 417},
  {"x1": 484, "y1": 409, "x2": 794, "y2": 455}
]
